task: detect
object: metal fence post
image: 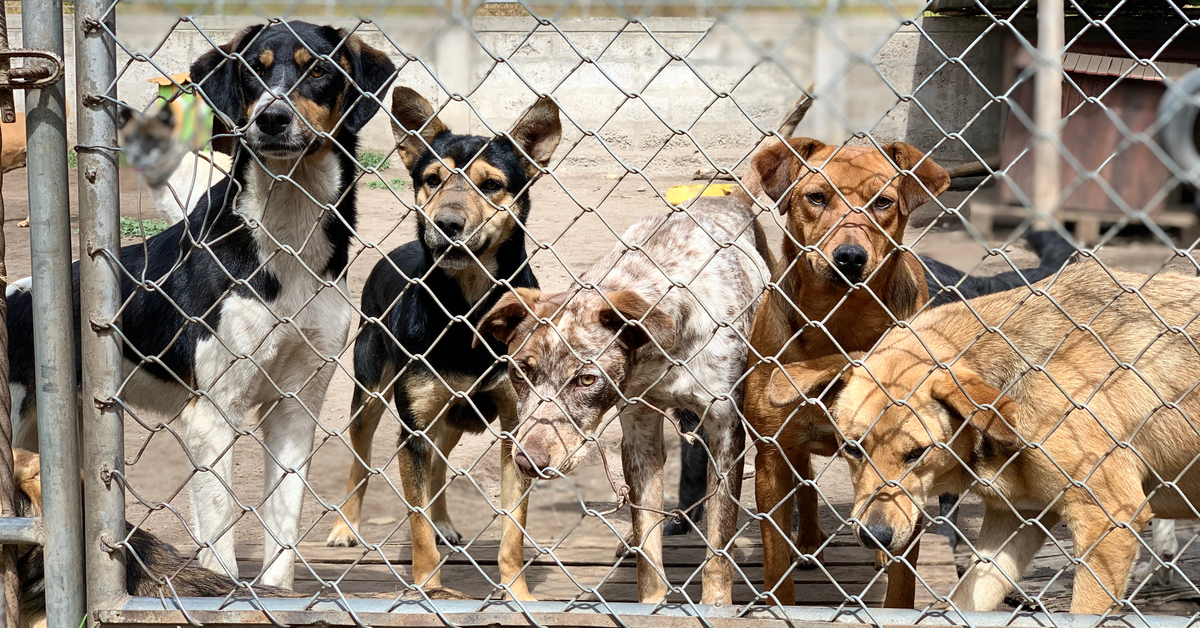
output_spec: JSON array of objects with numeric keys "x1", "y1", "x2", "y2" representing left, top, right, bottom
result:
[
  {"x1": 23, "y1": 0, "x2": 87, "y2": 627},
  {"x1": 1034, "y1": 0, "x2": 1064, "y2": 230},
  {"x1": 75, "y1": 0, "x2": 127, "y2": 619}
]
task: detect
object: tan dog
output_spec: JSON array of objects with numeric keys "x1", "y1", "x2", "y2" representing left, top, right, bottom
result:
[
  {"x1": 772, "y1": 261, "x2": 1200, "y2": 614},
  {"x1": 742, "y1": 137, "x2": 949, "y2": 607}
]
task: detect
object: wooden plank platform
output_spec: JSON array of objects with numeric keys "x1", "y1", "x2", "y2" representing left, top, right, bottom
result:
[{"x1": 235, "y1": 531, "x2": 959, "y2": 606}]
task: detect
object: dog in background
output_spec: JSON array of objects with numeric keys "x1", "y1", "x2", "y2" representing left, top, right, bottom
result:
[
  {"x1": 476, "y1": 193, "x2": 771, "y2": 604},
  {"x1": 324, "y1": 87, "x2": 562, "y2": 601},
  {"x1": 6, "y1": 22, "x2": 395, "y2": 588},
  {"x1": 741, "y1": 134, "x2": 1074, "y2": 608},
  {"x1": 10, "y1": 449, "x2": 299, "y2": 628},
  {"x1": 775, "y1": 261, "x2": 1200, "y2": 614},
  {"x1": 120, "y1": 86, "x2": 232, "y2": 225}
]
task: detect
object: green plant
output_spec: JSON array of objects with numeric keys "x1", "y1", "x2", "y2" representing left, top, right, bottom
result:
[
  {"x1": 119, "y1": 217, "x2": 169, "y2": 238},
  {"x1": 366, "y1": 178, "x2": 407, "y2": 191},
  {"x1": 357, "y1": 150, "x2": 391, "y2": 171},
  {"x1": 67, "y1": 150, "x2": 78, "y2": 169}
]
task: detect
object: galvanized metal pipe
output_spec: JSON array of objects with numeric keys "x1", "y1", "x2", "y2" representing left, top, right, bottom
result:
[
  {"x1": 97, "y1": 599, "x2": 1200, "y2": 628},
  {"x1": 75, "y1": 0, "x2": 127, "y2": 619},
  {"x1": 1033, "y1": 0, "x2": 1064, "y2": 230},
  {"x1": 22, "y1": 1, "x2": 87, "y2": 627},
  {"x1": 0, "y1": 518, "x2": 43, "y2": 546}
]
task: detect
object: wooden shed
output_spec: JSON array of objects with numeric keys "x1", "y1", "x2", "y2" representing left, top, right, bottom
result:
[{"x1": 992, "y1": 43, "x2": 1199, "y2": 242}]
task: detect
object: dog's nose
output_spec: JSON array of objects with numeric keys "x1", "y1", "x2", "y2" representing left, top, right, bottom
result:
[
  {"x1": 255, "y1": 105, "x2": 293, "y2": 136},
  {"x1": 433, "y1": 213, "x2": 466, "y2": 240},
  {"x1": 514, "y1": 450, "x2": 549, "y2": 477},
  {"x1": 857, "y1": 523, "x2": 894, "y2": 550},
  {"x1": 832, "y1": 244, "x2": 869, "y2": 282}
]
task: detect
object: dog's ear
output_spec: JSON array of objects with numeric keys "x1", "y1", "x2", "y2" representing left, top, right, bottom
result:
[
  {"x1": 509, "y1": 96, "x2": 562, "y2": 179},
  {"x1": 117, "y1": 104, "x2": 135, "y2": 130},
  {"x1": 767, "y1": 353, "x2": 857, "y2": 408},
  {"x1": 12, "y1": 448, "x2": 41, "y2": 516},
  {"x1": 599, "y1": 290, "x2": 676, "y2": 352},
  {"x1": 391, "y1": 86, "x2": 449, "y2": 172},
  {"x1": 336, "y1": 31, "x2": 397, "y2": 134},
  {"x1": 476, "y1": 288, "x2": 541, "y2": 348},
  {"x1": 189, "y1": 25, "x2": 264, "y2": 128},
  {"x1": 750, "y1": 137, "x2": 824, "y2": 213},
  {"x1": 882, "y1": 142, "x2": 950, "y2": 214},
  {"x1": 931, "y1": 369, "x2": 1021, "y2": 448}
]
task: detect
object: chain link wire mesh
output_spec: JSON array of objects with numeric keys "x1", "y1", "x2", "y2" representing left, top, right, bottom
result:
[{"x1": 40, "y1": 0, "x2": 1200, "y2": 624}]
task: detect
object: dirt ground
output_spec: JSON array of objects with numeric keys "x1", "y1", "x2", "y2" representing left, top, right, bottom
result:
[{"x1": 5, "y1": 163, "x2": 1200, "y2": 608}]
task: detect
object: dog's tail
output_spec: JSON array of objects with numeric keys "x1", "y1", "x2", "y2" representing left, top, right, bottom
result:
[
  {"x1": 751, "y1": 217, "x2": 777, "y2": 271},
  {"x1": 776, "y1": 93, "x2": 813, "y2": 140},
  {"x1": 924, "y1": 230, "x2": 1077, "y2": 308}
]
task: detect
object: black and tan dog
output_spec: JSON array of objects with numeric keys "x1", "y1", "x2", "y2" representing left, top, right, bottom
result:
[{"x1": 325, "y1": 87, "x2": 561, "y2": 600}]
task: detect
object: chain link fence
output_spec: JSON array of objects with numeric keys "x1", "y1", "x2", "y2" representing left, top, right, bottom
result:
[{"x1": 11, "y1": 0, "x2": 1200, "y2": 626}]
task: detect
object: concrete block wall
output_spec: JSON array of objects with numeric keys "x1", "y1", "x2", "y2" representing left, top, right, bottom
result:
[{"x1": 10, "y1": 10, "x2": 1004, "y2": 177}]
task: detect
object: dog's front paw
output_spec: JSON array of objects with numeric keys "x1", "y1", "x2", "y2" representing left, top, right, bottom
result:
[
  {"x1": 435, "y1": 521, "x2": 463, "y2": 546},
  {"x1": 1132, "y1": 558, "x2": 1176, "y2": 587},
  {"x1": 614, "y1": 530, "x2": 636, "y2": 559},
  {"x1": 794, "y1": 528, "x2": 829, "y2": 569},
  {"x1": 326, "y1": 521, "x2": 361, "y2": 547},
  {"x1": 663, "y1": 516, "x2": 692, "y2": 537}
]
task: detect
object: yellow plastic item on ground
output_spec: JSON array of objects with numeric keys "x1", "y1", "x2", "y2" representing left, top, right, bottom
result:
[{"x1": 665, "y1": 183, "x2": 736, "y2": 206}]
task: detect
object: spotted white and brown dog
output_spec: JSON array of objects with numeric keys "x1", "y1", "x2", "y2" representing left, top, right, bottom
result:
[{"x1": 477, "y1": 196, "x2": 771, "y2": 604}]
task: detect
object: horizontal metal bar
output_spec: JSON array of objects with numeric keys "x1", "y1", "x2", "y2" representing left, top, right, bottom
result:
[
  {"x1": 0, "y1": 517, "x2": 43, "y2": 546},
  {"x1": 97, "y1": 598, "x2": 1183, "y2": 628}
]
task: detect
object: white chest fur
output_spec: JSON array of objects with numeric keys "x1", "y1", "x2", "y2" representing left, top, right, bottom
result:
[{"x1": 237, "y1": 152, "x2": 344, "y2": 319}]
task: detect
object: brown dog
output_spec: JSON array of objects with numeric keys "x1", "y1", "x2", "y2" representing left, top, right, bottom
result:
[
  {"x1": 742, "y1": 137, "x2": 949, "y2": 608},
  {"x1": 772, "y1": 261, "x2": 1200, "y2": 614}
]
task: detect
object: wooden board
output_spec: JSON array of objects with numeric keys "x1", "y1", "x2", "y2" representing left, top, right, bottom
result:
[{"x1": 231, "y1": 532, "x2": 959, "y2": 606}]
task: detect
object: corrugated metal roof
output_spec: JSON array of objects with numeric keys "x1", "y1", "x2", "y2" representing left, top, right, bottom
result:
[{"x1": 1060, "y1": 52, "x2": 1195, "y2": 81}]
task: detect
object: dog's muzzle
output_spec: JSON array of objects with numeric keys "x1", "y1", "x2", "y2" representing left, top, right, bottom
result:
[
  {"x1": 832, "y1": 244, "x2": 869, "y2": 284},
  {"x1": 246, "y1": 96, "x2": 312, "y2": 159},
  {"x1": 424, "y1": 218, "x2": 490, "y2": 271}
]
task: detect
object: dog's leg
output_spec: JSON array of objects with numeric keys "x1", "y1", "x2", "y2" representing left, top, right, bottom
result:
[
  {"x1": 399, "y1": 421, "x2": 442, "y2": 588},
  {"x1": 1151, "y1": 519, "x2": 1178, "y2": 586},
  {"x1": 794, "y1": 452, "x2": 828, "y2": 566},
  {"x1": 950, "y1": 506, "x2": 1058, "y2": 611},
  {"x1": 327, "y1": 383, "x2": 392, "y2": 547},
  {"x1": 429, "y1": 426, "x2": 464, "y2": 546},
  {"x1": 755, "y1": 443, "x2": 799, "y2": 606},
  {"x1": 883, "y1": 532, "x2": 920, "y2": 608},
  {"x1": 182, "y1": 395, "x2": 242, "y2": 579},
  {"x1": 494, "y1": 384, "x2": 534, "y2": 601},
  {"x1": 665, "y1": 410, "x2": 706, "y2": 537},
  {"x1": 621, "y1": 407, "x2": 668, "y2": 603},
  {"x1": 257, "y1": 360, "x2": 334, "y2": 589},
  {"x1": 1061, "y1": 488, "x2": 1152, "y2": 614},
  {"x1": 699, "y1": 403, "x2": 745, "y2": 605},
  {"x1": 937, "y1": 493, "x2": 961, "y2": 551}
]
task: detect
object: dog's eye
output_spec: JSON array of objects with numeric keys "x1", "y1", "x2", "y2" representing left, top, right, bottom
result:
[
  {"x1": 806, "y1": 192, "x2": 827, "y2": 206},
  {"x1": 309, "y1": 65, "x2": 327, "y2": 79},
  {"x1": 575, "y1": 373, "x2": 597, "y2": 387},
  {"x1": 873, "y1": 197, "x2": 895, "y2": 210},
  {"x1": 425, "y1": 174, "x2": 442, "y2": 187},
  {"x1": 481, "y1": 179, "x2": 502, "y2": 192},
  {"x1": 904, "y1": 446, "x2": 928, "y2": 464},
  {"x1": 843, "y1": 442, "x2": 863, "y2": 460}
]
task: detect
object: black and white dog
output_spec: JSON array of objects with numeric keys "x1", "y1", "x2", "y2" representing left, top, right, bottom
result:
[{"x1": 7, "y1": 21, "x2": 395, "y2": 588}]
